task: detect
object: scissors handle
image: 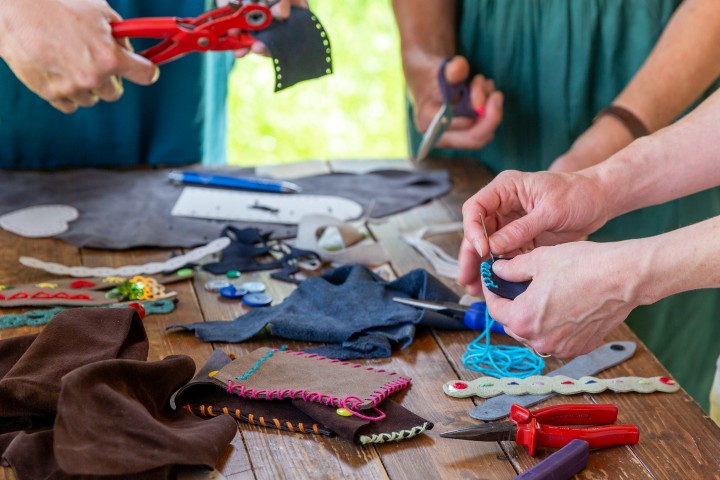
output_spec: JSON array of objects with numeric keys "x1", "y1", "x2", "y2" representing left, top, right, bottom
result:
[
  {"x1": 517, "y1": 419, "x2": 640, "y2": 456},
  {"x1": 511, "y1": 404, "x2": 619, "y2": 426},
  {"x1": 438, "y1": 57, "x2": 479, "y2": 119},
  {"x1": 464, "y1": 301, "x2": 505, "y2": 334}
]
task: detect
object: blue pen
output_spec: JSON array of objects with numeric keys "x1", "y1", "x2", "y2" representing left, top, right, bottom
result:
[{"x1": 168, "y1": 170, "x2": 302, "y2": 193}]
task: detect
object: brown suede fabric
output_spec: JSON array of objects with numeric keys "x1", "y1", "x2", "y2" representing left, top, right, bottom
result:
[
  {"x1": 181, "y1": 349, "x2": 432, "y2": 445},
  {"x1": 0, "y1": 308, "x2": 237, "y2": 479}
]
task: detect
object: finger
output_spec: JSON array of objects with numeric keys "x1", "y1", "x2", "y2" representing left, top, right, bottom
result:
[
  {"x1": 250, "y1": 41, "x2": 271, "y2": 57},
  {"x1": 444, "y1": 56, "x2": 470, "y2": 85},
  {"x1": 490, "y1": 257, "x2": 533, "y2": 283},
  {"x1": 50, "y1": 98, "x2": 78, "y2": 114},
  {"x1": 457, "y1": 238, "x2": 483, "y2": 287},
  {"x1": 69, "y1": 90, "x2": 100, "y2": 108},
  {"x1": 115, "y1": 48, "x2": 160, "y2": 86},
  {"x1": 470, "y1": 75, "x2": 488, "y2": 114},
  {"x1": 233, "y1": 47, "x2": 251, "y2": 58},
  {"x1": 438, "y1": 91, "x2": 503, "y2": 149},
  {"x1": 490, "y1": 211, "x2": 554, "y2": 254},
  {"x1": 271, "y1": 0, "x2": 292, "y2": 19},
  {"x1": 92, "y1": 75, "x2": 124, "y2": 103},
  {"x1": 462, "y1": 194, "x2": 500, "y2": 258}
]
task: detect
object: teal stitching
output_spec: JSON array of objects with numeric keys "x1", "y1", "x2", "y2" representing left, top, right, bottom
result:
[
  {"x1": 237, "y1": 345, "x2": 287, "y2": 381},
  {"x1": 480, "y1": 261, "x2": 499, "y2": 288},
  {"x1": 0, "y1": 299, "x2": 176, "y2": 330}
]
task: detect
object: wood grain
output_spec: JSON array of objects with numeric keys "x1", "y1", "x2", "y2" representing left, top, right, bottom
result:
[{"x1": 1, "y1": 158, "x2": 719, "y2": 479}]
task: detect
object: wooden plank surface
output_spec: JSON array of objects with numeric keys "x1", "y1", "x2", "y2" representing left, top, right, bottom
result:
[{"x1": 1, "y1": 158, "x2": 719, "y2": 480}]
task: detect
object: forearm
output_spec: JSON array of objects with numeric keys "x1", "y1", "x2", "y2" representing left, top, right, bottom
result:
[
  {"x1": 633, "y1": 216, "x2": 720, "y2": 306},
  {"x1": 584, "y1": 87, "x2": 720, "y2": 218},
  {"x1": 391, "y1": 0, "x2": 456, "y2": 98},
  {"x1": 552, "y1": 0, "x2": 720, "y2": 173},
  {"x1": 614, "y1": 0, "x2": 720, "y2": 133}
]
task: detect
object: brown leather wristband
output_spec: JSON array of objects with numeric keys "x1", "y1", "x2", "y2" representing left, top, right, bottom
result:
[{"x1": 594, "y1": 105, "x2": 649, "y2": 139}]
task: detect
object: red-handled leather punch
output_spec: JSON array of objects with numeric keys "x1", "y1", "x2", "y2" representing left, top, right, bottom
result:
[
  {"x1": 110, "y1": 1, "x2": 274, "y2": 65},
  {"x1": 440, "y1": 403, "x2": 639, "y2": 456}
]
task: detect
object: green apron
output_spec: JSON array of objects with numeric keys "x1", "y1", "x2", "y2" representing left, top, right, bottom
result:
[{"x1": 408, "y1": 0, "x2": 720, "y2": 410}]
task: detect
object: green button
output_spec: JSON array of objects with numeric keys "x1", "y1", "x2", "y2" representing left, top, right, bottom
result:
[
  {"x1": 176, "y1": 268, "x2": 193, "y2": 277},
  {"x1": 226, "y1": 270, "x2": 241, "y2": 279}
]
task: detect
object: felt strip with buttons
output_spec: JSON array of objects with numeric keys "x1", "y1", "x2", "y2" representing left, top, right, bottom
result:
[{"x1": 444, "y1": 375, "x2": 680, "y2": 398}]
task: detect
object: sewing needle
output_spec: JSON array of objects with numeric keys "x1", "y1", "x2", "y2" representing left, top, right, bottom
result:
[{"x1": 479, "y1": 214, "x2": 495, "y2": 262}]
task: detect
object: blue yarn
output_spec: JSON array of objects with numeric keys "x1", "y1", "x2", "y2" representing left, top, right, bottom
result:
[{"x1": 462, "y1": 307, "x2": 544, "y2": 379}]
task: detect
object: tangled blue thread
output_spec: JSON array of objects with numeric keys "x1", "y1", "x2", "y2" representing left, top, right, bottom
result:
[
  {"x1": 480, "y1": 261, "x2": 499, "y2": 289},
  {"x1": 237, "y1": 345, "x2": 287, "y2": 381},
  {"x1": 462, "y1": 308, "x2": 544, "y2": 379}
]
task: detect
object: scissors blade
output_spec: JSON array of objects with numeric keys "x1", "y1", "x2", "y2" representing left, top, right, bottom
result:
[
  {"x1": 392, "y1": 297, "x2": 469, "y2": 313},
  {"x1": 440, "y1": 422, "x2": 517, "y2": 442},
  {"x1": 416, "y1": 104, "x2": 452, "y2": 161}
]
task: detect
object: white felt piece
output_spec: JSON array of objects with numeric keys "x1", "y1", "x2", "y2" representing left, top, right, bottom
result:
[
  {"x1": 171, "y1": 187, "x2": 364, "y2": 224},
  {"x1": 295, "y1": 214, "x2": 389, "y2": 265},
  {"x1": 400, "y1": 222, "x2": 463, "y2": 279},
  {"x1": 0, "y1": 204, "x2": 79, "y2": 238},
  {"x1": 19, "y1": 237, "x2": 230, "y2": 278}
]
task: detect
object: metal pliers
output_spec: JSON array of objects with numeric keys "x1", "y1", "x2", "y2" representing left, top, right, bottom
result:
[
  {"x1": 110, "y1": 1, "x2": 275, "y2": 64},
  {"x1": 441, "y1": 403, "x2": 640, "y2": 456}
]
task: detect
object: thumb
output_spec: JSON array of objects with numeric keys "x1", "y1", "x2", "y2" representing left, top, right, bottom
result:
[
  {"x1": 489, "y1": 211, "x2": 551, "y2": 254},
  {"x1": 444, "y1": 55, "x2": 470, "y2": 85},
  {"x1": 491, "y1": 256, "x2": 532, "y2": 283}
]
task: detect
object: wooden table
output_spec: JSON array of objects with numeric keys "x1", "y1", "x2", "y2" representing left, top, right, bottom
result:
[{"x1": 1, "y1": 157, "x2": 719, "y2": 479}]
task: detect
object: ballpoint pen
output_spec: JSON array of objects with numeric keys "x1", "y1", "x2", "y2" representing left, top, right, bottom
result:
[{"x1": 168, "y1": 170, "x2": 302, "y2": 193}]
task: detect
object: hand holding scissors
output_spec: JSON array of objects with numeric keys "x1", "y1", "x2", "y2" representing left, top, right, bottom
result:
[{"x1": 415, "y1": 56, "x2": 503, "y2": 161}]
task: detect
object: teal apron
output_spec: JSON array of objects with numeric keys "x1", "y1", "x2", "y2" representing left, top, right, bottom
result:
[
  {"x1": 0, "y1": 1, "x2": 233, "y2": 168},
  {"x1": 408, "y1": 0, "x2": 720, "y2": 410}
]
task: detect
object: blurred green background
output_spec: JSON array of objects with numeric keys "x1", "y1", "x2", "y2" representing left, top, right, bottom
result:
[{"x1": 225, "y1": 1, "x2": 408, "y2": 166}]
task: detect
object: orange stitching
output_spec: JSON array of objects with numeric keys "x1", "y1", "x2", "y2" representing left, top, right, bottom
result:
[
  {"x1": 259, "y1": 416, "x2": 267, "y2": 426},
  {"x1": 298, "y1": 423, "x2": 306, "y2": 433},
  {"x1": 286, "y1": 422, "x2": 295, "y2": 432},
  {"x1": 207, "y1": 406, "x2": 216, "y2": 416},
  {"x1": 248, "y1": 413, "x2": 254, "y2": 424},
  {"x1": 222, "y1": 407, "x2": 229, "y2": 415},
  {"x1": 200, "y1": 405, "x2": 206, "y2": 416},
  {"x1": 235, "y1": 409, "x2": 241, "y2": 419},
  {"x1": 312, "y1": 424, "x2": 320, "y2": 434},
  {"x1": 273, "y1": 418, "x2": 282, "y2": 429}
]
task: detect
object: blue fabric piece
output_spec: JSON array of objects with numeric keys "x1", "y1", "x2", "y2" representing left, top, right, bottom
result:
[
  {"x1": 0, "y1": 0, "x2": 232, "y2": 169},
  {"x1": 168, "y1": 265, "x2": 461, "y2": 359}
]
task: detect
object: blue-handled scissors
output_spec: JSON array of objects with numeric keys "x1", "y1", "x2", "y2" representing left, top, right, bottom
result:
[
  {"x1": 415, "y1": 57, "x2": 481, "y2": 161},
  {"x1": 392, "y1": 297, "x2": 505, "y2": 334}
]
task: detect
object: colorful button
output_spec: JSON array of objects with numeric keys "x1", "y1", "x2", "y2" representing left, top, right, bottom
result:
[
  {"x1": 241, "y1": 281, "x2": 266, "y2": 293},
  {"x1": 336, "y1": 408, "x2": 352, "y2": 417},
  {"x1": 219, "y1": 285, "x2": 248, "y2": 299},
  {"x1": 176, "y1": 268, "x2": 194, "y2": 277},
  {"x1": 226, "y1": 270, "x2": 241, "y2": 279},
  {"x1": 204, "y1": 280, "x2": 231, "y2": 292},
  {"x1": 242, "y1": 293, "x2": 273, "y2": 307}
]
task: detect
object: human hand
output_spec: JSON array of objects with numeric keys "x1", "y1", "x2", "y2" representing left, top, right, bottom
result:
[
  {"x1": 226, "y1": 0, "x2": 309, "y2": 58},
  {"x1": 409, "y1": 55, "x2": 504, "y2": 150},
  {"x1": 0, "y1": 0, "x2": 159, "y2": 113},
  {"x1": 458, "y1": 170, "x2": 609, "y2": 295},
  {"x1": 481, "y1": 241, "x2": 642, "y2": 358}
]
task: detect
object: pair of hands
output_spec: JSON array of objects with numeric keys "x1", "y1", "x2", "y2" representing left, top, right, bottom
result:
[
  {"x1": 457, "y1": 170, "x2": 639, "y2": 359},
  {"x1": 0, "y1": 0, "x2": 305, "y2": 114}
]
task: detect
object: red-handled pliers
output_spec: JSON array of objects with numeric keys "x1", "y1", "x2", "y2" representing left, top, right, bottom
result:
[
  {"x1": 110, "y1": 1, "x2": 274, "y2": 65},
  {"x1": 440, "y1": 403, "x2": 640, "y2": 456}
]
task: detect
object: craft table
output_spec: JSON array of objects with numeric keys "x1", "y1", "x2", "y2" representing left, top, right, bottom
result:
[{"x1": 1, "y1": 157, "x2": 719, "y2": 480}]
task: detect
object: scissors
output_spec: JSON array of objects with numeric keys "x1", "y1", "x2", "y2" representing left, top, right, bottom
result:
[
  {"x1": 392, "y1": 297, "x2": 505, "y2": 334},
  {"x1": 415, "y1": 57, "x2": 482, "y2": 161},
  {"x1": 111, "y1": 1, "x2": 275, "y2": 65},
  {"x1": 440, "y1": 403, "x2": 640, "y2": 456}
]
